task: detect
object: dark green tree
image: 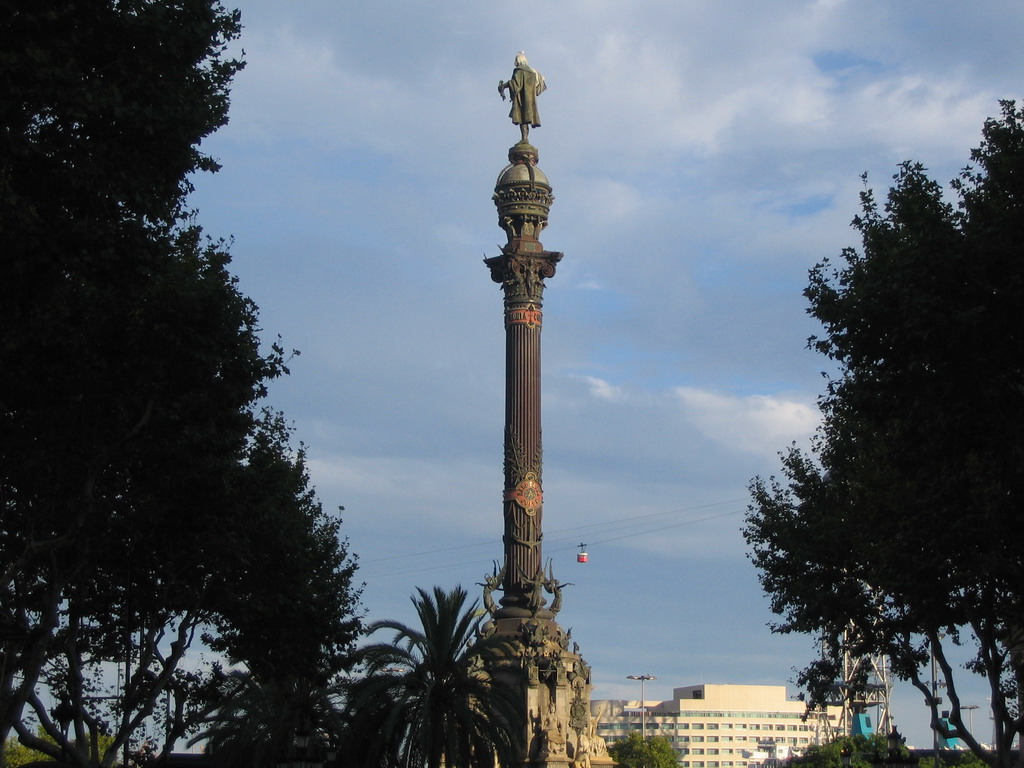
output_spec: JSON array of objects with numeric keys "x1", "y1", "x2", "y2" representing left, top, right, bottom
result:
[
  {"x1": 181, "y1": 416, "x2": 363, "y2": 768},
  {"x1": 204, "y1": 412, "x2": 363, "y2": 687},
  {"x1": 792, "y1": 734, "x2": 897, "y2": 768},
  {"x1": 343, "y1": 586, "x2": 525, "y2": 768},
  {"x1": 607, "y1": 731, "x2": 678, "y2": 768},
  {"x1": 745, "y1": 101, "x2": 1024, "y2": 768},
  {"x1": 188, "y1": 670, "x2": 348, "y2": 768},
  {"x1": 0, "y1": 1, "x2": 362, "y2": 765},
  {"x1": 920, "y1": 753, "x2": 988, "y2": 768},
  {"x1": 12, "y1": 412, "x2": 362, "y2": 767}
]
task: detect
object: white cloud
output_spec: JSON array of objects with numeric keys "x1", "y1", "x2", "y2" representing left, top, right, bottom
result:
[
  {"x1": 226, "y1": 27, "x2": 411, "y2": 152},
  {"x1": 673, "y1": 387, "x2": 819, "y2": 459},
  {"x1": 580, "y1": 375, "x2": 624, "y2": 402}
]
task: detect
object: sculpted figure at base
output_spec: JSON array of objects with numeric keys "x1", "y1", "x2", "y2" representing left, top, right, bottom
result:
[
  {"x1": 546, "y1": 716, "x2": 567, "y2": 757},
  {"x1": 498, "y1": 52, "x2": 547, "y2": 143},
  {"x1": 572, "y1": 731, "x2": 592, "y2": 768},
  {"x1": 589, "y1": 717, "x2": 609, "y2": 758}
]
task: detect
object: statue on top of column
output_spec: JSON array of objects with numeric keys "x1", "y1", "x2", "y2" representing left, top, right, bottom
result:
[{"x1": 498, "y1": 52, "x2": 547, "y2": 143}]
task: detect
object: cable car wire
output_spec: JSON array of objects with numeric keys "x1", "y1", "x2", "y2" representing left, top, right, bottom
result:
[
  {"x1": 359, "y1": 497, "x2": 745, "y2": 565},
  {"x1": 356, "y1": 499, "x2": 747, "y2": 582}
]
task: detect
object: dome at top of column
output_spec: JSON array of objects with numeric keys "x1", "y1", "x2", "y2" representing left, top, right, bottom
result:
[
  {"x1": 495, "y1": 142, "x2": 549, "y2": 187},
  {"x1": 496, "y1": 162, "x2": 550, "y2": 187}
]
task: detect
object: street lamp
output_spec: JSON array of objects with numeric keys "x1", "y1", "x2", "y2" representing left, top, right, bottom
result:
[
  {"x1": 627, "y1": 674, "x2": 657, "y2": 740},
  {"x1": 961, "y1": 704, "x2": 979, "y2": 738}
]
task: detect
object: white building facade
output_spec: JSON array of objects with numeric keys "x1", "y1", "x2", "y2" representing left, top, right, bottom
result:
[{"x1": 592, "y1": 684, "x2": 842, "y2": 767}]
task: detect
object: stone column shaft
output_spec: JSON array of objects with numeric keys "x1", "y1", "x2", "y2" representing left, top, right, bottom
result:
[
  {"x1": 485, "y1": 250, "x2": 560, "y2": 616},
  {"x1": 503, "y1": 289, "x2": 543, "y2": 610}
]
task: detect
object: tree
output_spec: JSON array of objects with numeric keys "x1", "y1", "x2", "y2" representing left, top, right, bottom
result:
[
  {"x1": 744, "y1": 101, "x2": 1024, "y2": 768},
  {"x1": 184, "y1": 416, "x2": 363, "y2": 768},
  {"x1": 3, "y1": 728, "x2": 117, "y2": 768},
  {"x1": 342, "y1": 586, "x2": 525, "y2": 768},
  {"x1": 0, "y1": 1, "x2": 362, "y2": 764},
  {"x1": 189, "y1": 671, "x2": 348, "y2": 768},
  {"x1": 920, "y1": 755, "x2": 989, "y2": 768},
  {"x1": 607, "y1": 732, "x2": 678, "y2": 768},
  {"x1": 791, "y1": 734, "x2": 898, "y2": 768},
  {"x1": 10, "y1": 411, "x2": 362, "y2": 767}
]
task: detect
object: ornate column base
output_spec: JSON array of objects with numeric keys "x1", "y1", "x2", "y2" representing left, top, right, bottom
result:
[{"x1": 481, "y1": 614, "x2": 613, "y2": 768}]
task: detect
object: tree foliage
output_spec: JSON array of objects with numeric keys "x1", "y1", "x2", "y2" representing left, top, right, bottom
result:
[
  {"x1": 744, "y1": 101, "x2": 1024, "y2": 768},
  {"x1": 0, "y1": 1, "x2": 362, "y2": 765},
  {"x1": 607, "y1": 732, "x2": 678, "y2": 768},
  {"x1": 3, "y1": 728, "x2": 117, "y2": 768},
  {"x1": 921, "y1": 754, "x2": 989, "y2": 768},
  {"x1": 343, "y1": 586, "x2": 525, "y2": 768},
  {"x1": 792, "y1": 734, "x2": 900, "y2": 768},
  {"x1": 188, "y1": 670, "x2": 348, "y2": 768}
]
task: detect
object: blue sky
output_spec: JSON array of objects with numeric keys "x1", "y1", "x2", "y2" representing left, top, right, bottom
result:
[{"x1": 190, "y1": 0, "x2": 1024, "y2": 748}]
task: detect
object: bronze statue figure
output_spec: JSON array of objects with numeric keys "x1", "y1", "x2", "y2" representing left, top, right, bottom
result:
[
  {"x1": 498, "y1": 52, "x2": 546, "y2": 143},
  {"x1": 478, "y1": 561, "x2": 506, "y2": 616}
]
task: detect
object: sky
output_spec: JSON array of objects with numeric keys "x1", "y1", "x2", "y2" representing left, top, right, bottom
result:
[{"x1": 189, "y1": 0, "x2": 1024, "y2": 750}]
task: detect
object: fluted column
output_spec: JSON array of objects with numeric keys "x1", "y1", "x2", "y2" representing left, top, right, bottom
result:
[{"x1": 485, "y1": 141, "x2": 561, "y2": 618}]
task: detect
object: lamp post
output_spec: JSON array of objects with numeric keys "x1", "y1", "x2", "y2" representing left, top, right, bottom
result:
[
  {"x1": 627, "y1": 674, "x2": 657, "y2": 740},
  {"x1": 961, "y1": 705, "x2": 979, "y2": 739}
]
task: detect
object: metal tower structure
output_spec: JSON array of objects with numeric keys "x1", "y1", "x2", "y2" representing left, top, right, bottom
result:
[{"x1": 818, "y1": 632, "x2": 894, "y2": 739}]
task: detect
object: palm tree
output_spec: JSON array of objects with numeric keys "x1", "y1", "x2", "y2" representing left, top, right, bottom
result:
[{"x1": 342, "y1": 585, "x2": 524, "y2": 768}]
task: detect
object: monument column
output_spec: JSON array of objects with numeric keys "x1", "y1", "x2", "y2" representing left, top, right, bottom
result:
[{"x1": 479, "y1": 54, "x2": 614, "y2": 768}]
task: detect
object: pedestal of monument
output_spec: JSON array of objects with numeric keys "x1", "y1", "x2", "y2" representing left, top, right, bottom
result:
[{"x1": 480, "y1": 612, "x2": 613, "y2": 768}]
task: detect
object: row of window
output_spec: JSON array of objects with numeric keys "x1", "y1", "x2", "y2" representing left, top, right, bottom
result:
[
  {"x1": 671, "y1": 736, "x2": 811, "y2": 745},
  {"x1": 673, "y1": 742, "x2": 808, "y2": 755},
  {"x1": 652, "y1": 711, "x2": 806, "y2": 719},
  {"x1": 603, "y1": 722, "x2": 814, "y2": 732},
  {"x1": 651, "y1": 723, "x2": 810, "y2": 731}
]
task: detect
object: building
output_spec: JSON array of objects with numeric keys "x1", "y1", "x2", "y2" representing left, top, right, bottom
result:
[{"x1": 592, "y1": 684, "x2": 843, "y2": 767}]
